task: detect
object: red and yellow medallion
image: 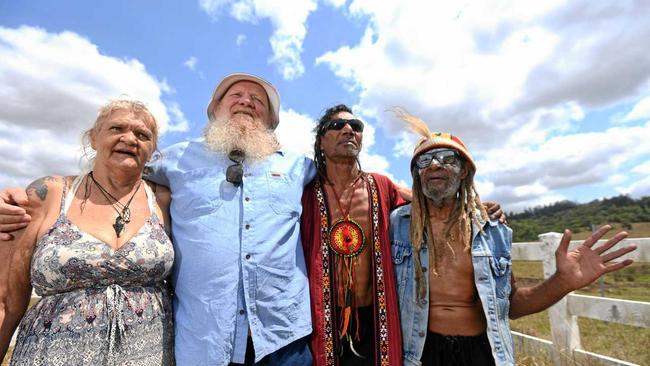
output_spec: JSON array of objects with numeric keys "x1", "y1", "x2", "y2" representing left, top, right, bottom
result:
[{"x1": 328, "y1": 216, "x2": 365, "y2": 257}]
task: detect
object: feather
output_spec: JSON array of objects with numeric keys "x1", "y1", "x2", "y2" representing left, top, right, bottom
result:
[{"x1": 392, "y1": 107, "x2": 432, "y2": 139}]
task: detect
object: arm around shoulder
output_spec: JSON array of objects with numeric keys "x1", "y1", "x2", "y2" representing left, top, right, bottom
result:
[{"x1": 0, "y1": 176, "x2": 62, "y2": 358}]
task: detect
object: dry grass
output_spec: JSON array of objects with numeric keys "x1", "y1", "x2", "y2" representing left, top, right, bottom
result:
[{"x1": 511, "y1": 261, "x2": 650, "y2": 365}]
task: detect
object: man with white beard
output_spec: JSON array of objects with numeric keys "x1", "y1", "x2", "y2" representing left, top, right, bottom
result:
[
  {"x1": 150, "y1": 73, "x2": 315, "y2": 365},
  {"x1": 0, "y1": 73, "x2": 315, "y2": 366}
]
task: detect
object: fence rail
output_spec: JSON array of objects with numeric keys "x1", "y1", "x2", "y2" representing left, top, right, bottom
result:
[{"x1": 511, "y1": 234, "x2": 650, "y2": 366}]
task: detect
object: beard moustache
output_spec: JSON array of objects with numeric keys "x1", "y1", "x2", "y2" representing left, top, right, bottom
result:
[
  {"x1": 203, "y1": 114, "x2": 281, "y2": 163},
  {"x1": 422, "y1": 172, "x2": 463, "y2": 208}
]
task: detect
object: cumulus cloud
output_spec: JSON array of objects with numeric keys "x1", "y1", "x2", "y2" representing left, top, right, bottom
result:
[
  {"x1": 199, "y1": 0, "x2": 317, "y2": 80},
  {"x1": 183, "y1": 56, "x2": 198, "y2": 70},
  {"x1": 620, "y1": 94, "x2": 650, "y2": 123},
  {"x1": 0, "y1": 26, "x2": 188, "y2": 187},
  {"x1": 315, "y1": 1, "x2": 650, "y2": 210}
]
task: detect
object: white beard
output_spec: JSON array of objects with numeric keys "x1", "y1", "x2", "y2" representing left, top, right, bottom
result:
[{"x1": 203, "y1": 114, "x2": 281, "y2": 163}]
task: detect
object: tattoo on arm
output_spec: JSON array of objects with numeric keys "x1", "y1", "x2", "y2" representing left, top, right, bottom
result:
[{"x1": 26, "y1": 176, "x2": 56, "y2": 201}]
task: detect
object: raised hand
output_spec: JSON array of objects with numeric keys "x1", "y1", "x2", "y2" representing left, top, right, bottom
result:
[{"x1": 554, "y1": 225, "x2": 637, "y2": 291}]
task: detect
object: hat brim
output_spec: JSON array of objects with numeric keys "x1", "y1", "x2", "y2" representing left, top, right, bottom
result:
[{"x1": 206, "y1": 73, "x2": 280, "y2": 129}]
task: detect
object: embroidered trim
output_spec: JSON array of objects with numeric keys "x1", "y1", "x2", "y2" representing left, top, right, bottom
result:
[{"x1": 315, "y1": 174, "x2": 390, "y2": 365}]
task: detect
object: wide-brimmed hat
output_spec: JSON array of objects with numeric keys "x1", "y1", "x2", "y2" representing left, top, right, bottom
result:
[{"x1": 206, "y1": 73, "x2": 280, "y2": 129}]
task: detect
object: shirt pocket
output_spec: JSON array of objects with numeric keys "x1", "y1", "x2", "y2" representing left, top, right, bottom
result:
[
  {"x1": 391, "y1": 240, "x2": 414, "y2": 299},
  {"x1": 172, "y1": 167, "x2": 224, "y2": 221},
  {"x1": 489, "y1": 254, "x2": 512, "y2": 299},
  {"x1": 266, "y1": 171, "x2": 300, "y2": 216}
]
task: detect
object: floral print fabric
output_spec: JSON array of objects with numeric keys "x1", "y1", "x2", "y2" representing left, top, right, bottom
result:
[{"x1": 10, "y1": 178, "x2": 175, "y2": 366}]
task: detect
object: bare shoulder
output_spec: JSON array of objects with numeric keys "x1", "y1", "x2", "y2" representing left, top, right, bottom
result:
[
  {"x1": 145, "y1": 181, "x2": 171, "y2": 235},
  {"x1": 146, "y1": 181, "x2": 171, "y2": 207},
  {"x1": 25, "y1": 176, "x2": 66, "y2": 209}
]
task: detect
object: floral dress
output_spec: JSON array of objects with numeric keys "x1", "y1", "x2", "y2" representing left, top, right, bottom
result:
[{"x1": 10, "y1": 176, "x2": 175, "y2": 365}]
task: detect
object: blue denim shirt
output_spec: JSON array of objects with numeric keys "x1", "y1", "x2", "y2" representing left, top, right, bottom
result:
[
  {"x1": 390, "y1": 204, "x2": 515, "y2": 365},
  {"x1": 149, "y1": 140, "x2": 316, "y2": 365}
]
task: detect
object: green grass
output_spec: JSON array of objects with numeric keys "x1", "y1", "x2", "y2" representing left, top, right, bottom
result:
[{"x1": 510, "y1": 262, "x2": 650, "y2": 365}]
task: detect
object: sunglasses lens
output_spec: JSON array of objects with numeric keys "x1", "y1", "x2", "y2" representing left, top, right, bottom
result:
[
  {"x1": 326, "y1": 119, "x2": 364, "y2": 133},
  {"x1": 226, "y1": 164, "x2": 243, "y2": 186},
  {"x1": 415, "y1": 154, "x2": 433, "y2": 169},
  {"x1": 416, "y1": 150, "x2": 460, "y2": 169},
  {"x1": 348, "y1": 120, "x2": 364, "y2": 132}
]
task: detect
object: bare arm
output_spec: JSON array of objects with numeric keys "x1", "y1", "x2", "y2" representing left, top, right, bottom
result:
[
  {"x1": 0, "y1": 179, "x2": 52, "y2": 359},
  {"x1": 0, "y1": 188, "x2": 31, "y2": 241},
  {"x1": 152, "y1": 183, "x2": 172, "y2": 236},
  {"x1": 509, "y1": 225, "x2": 636, "y2": 319}
]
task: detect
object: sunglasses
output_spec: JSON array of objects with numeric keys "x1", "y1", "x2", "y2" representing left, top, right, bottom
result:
[
  {"x1": 226, "y1": 150, "x2": 245, "y2": 187},
  {"x1": 414, "y1": 149, "x2": 462, "y2": 169},
  {"x1": 323, "y1": 118, "x2": 364, "y2": 133}
]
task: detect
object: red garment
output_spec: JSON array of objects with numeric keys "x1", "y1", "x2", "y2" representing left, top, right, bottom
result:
[{"x1": 301, "y1": 173, "x2": 406, "y2": 366}]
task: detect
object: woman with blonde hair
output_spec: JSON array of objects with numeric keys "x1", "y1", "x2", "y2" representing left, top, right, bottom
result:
[{"x1": 0, "y1": 100, "x2": 174, "y2": 365}]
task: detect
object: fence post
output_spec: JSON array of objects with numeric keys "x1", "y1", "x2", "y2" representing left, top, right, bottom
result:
[{"x1": 539, "y1": 232, "x2": 581, "y2": 366}]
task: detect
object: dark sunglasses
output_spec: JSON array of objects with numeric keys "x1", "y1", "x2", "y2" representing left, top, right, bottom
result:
[
  {"x1": 414, "y1": 149, "x2": 462, "y2": 169},
  {"x1": 226, "y1": 150, "x2": 245, "y2": 187},
  {"x1": 323, "y1": 118, "x2": 364, "y2": 133}
]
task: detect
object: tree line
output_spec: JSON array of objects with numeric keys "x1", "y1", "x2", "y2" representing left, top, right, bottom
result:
[{"x1": 508, "y1": 195, "x2": 650, "y2": 242}]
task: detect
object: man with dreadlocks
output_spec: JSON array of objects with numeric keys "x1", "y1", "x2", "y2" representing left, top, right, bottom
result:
[
  {"x1": 300, "y1": 104, "x2": 407, "y2": 366},
  {"x1": 390, "y1": 111, "x2": 637, "y2": 365}
]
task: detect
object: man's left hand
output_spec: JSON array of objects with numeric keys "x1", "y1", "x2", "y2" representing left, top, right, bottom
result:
[{"x1": 553, "y1": 225, "x2": 637, "y2": 292}]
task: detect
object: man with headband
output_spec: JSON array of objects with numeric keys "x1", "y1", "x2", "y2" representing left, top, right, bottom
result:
[{"x1": 390, "y1": 110, "x2": 637, "y2": 365}]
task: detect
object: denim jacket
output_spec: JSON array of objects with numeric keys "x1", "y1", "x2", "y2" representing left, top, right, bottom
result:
[{"x1": 390, "y1": 204, "x2": 515, "y2": 365}]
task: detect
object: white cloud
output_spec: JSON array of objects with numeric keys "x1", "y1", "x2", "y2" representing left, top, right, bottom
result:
[
  {"x1": 183, "y1": 56, "x2": 198, "y2": 70},
  {"x1": 618, "y1": 175, "x2": 650, "y2": 199},
  {"x1": 236, "y1": 34, "x2": 247, "y2": 46},
  {"x1": 620, "y1": 95, "x2": 650, "y2": 123},
  {"x1": 199, "y1": 0, "x2": 317, "y2": 80},
  {"x1": 316, "y1": 1, "x2": 650, "y2": 210},
  {"x1": 275, "y1": 108, "x2": 316, "y2": 157},
  {"x1": 0, "y1": 26, "x2": 189, "y2": 188},
  {"x1": 632, "y1": 161, "x2": 650, "y2": 175}
]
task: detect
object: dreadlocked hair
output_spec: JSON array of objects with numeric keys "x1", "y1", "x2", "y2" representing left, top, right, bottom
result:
[
  {"x1": 313, "y1": 104, "x2": 361, "y2": 184},
  {"x1": 392, "y1": 107, "x2": 489, "y2": 301}
]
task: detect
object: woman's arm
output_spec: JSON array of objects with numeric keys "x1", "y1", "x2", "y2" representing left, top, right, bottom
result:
[
  {"x1": 0, "y1": 177, "x2": 60, "y2": 359},
  {"x1": 151, "y1": 182, "x2": 172, "y2": 236}
]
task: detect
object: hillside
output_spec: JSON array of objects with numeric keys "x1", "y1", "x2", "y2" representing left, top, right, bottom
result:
[{"x1": 508, "y1": 195, "x2": 650, "y2": 242}]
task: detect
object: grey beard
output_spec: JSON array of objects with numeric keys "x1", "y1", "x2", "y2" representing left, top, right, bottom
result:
[
  {"x1": 203, "y1": 115, "x2": 281, "y2": 163},
  {"x1": 422, "y1": 174, "x2": 462, "y2": 208}
]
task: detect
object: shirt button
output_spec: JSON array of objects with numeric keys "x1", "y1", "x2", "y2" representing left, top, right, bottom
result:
[
  {"x1": 239, "y1": 309, "x2": 245, "y2": 315},
  {"x1": 245, "y1": 197, "x2": 251, "y2": 202},
  {"x1": 245, "y1": 224, "x2": 250, "y2": 229},
  {"x1": 422, "y1": 267, "x2": 427, "y2": 272},
  {"x1": 419, "y1": 331, "x2": 425, "y2": 337},
  {"x1": 245, "y1": 254, "x2": 251, "y2": 260},
  {"x1": 420, "y1": 299, "x2": 427, "y2": 305}
]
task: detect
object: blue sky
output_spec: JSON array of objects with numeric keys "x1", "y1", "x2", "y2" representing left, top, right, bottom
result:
[{"x1": 1, "y1": 0, "x2": 649, "y2": 212}]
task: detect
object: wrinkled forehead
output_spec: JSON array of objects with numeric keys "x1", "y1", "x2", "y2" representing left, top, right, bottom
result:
[{"x1": 102, "y1": 108, "x2": 156, "y2": 132}]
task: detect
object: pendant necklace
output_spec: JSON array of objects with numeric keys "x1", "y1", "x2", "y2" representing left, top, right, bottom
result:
[
  {"x1": 328, "y1": 174, "x2": 365, "y2": 257},
  {"x1": 89, "y1": 172, "x2": 142, "y2": 237},
  {"x1": 327, "y1": 174, "x2": 366, "y2": 350}
]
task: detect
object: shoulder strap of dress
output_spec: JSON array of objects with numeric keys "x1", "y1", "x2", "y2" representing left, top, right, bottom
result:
[
  {"x1": 63, "y1": 175, "x2": 85, "y2": 213},
  {"x1": 143, "y1": 181, "x2": 156, "y2": 213}
]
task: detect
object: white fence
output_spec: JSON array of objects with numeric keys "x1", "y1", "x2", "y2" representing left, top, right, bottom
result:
[{"x1": 511, "y1": 233, "x2": 650, "y2": 366}]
